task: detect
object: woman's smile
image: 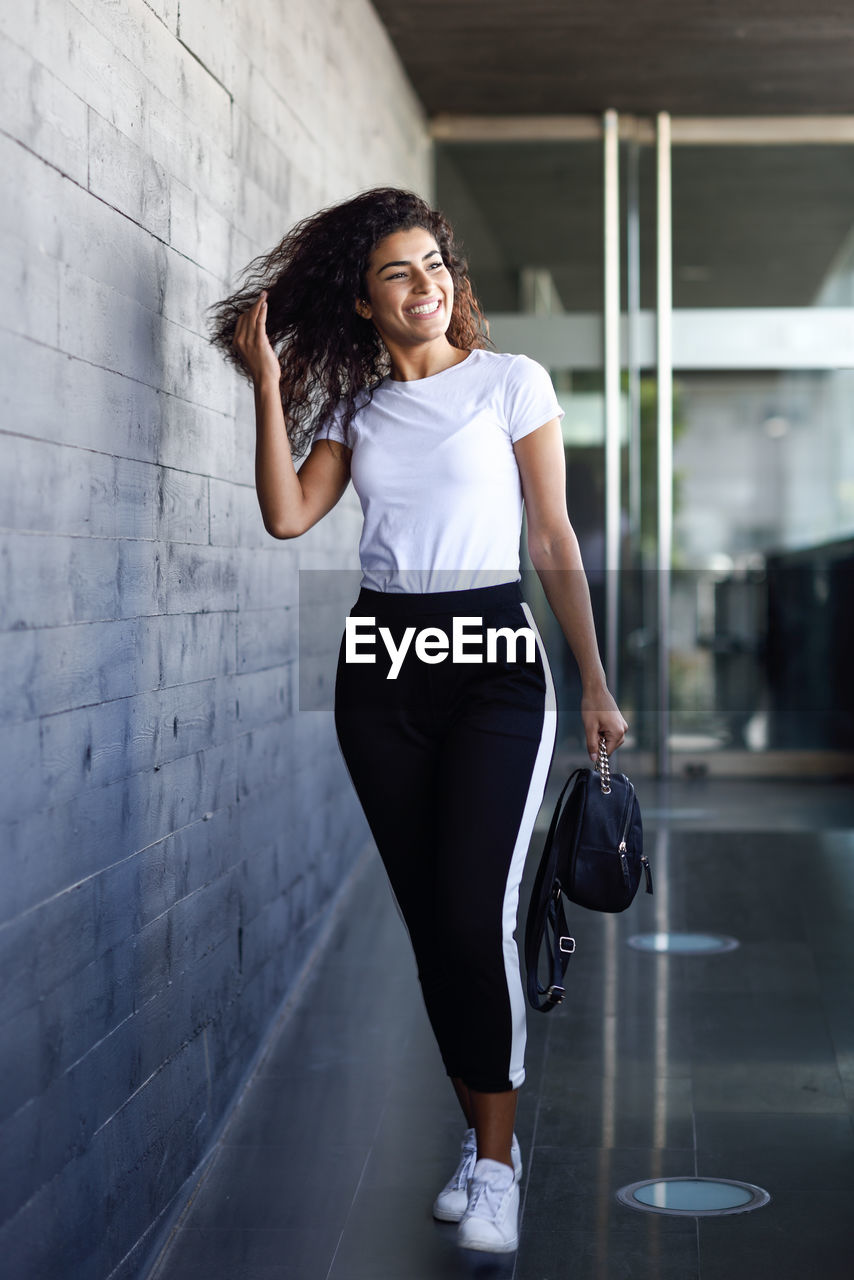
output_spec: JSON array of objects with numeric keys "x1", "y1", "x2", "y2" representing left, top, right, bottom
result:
[{"x1": 405, "y1": 297, "x2": 443, "y2": 318}]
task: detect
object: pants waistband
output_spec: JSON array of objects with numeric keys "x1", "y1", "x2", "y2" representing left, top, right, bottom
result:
[{"x1": 350, "y1": 579, "x2": 523, "y2": 617}]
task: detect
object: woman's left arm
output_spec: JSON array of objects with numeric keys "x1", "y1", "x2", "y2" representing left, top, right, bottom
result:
[{"x1": 514, "y1": 418, "x2": 628, "y2": 762}]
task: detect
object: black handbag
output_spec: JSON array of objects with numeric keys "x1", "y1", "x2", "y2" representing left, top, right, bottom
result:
[{"x1": 524, "y1": 736, "x2": 651, "y2": 1012}]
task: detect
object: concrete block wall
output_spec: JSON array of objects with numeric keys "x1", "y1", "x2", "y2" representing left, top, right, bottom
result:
[{"x1": 0, "y1": 2, "x2": 430, "y2": 1277}]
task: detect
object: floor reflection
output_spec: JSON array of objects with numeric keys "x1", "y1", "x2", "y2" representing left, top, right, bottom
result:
[{"x1": 150, "y1": 777, "x2": 854, "y2": 1280}]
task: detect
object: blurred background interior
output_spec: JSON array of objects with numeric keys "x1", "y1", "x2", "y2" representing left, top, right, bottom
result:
[{"x1": 435, "y1": 132, "x2": 854, "y2": 773}]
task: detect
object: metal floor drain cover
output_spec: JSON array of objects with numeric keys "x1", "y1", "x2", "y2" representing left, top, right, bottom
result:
[
  {"x1": 617, "y1": 1176, "x2": 770, "y2": 1217},
  {"x1": 627, "y1": 931, "x2": 740, "y2": 955}
]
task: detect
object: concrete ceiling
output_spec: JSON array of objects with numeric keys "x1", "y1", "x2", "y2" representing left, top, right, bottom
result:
[
  {"x1": 373, "y1": 2, "x2": 854, "y2": 314},
  {"x1": 373, "y1": 0, "x2": 854, "y2": 117}
]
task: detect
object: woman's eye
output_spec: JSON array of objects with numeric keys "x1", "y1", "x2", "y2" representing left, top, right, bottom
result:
[{"x1": 429, "y1": 260, "x2": 444, "y2": 270}]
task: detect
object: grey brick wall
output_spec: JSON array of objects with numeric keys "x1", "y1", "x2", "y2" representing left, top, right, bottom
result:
[{"x1": 0, "y1": 2, "x2": 430, "y2": 1276}]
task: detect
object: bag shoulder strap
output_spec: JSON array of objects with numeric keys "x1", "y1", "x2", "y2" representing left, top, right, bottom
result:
[{"x1": 524, "y1": 768, "x2": 585, "y2": 1011}]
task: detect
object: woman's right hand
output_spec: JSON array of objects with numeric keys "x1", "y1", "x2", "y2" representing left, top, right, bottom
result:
[{"x1": 231, "y1": 291, "x2": 281, "y2": 386}]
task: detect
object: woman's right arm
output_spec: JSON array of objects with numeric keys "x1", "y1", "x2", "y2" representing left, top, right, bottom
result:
[
  {"x1": 253, "y1": 375, "x2": 351, "y2": 539},
  {"x1": 234, "y1": 291, "x2": 352, "y2": 539}
]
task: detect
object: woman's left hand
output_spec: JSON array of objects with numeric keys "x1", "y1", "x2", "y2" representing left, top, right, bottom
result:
[{"x1": 580, "y1": 687, "x2": 629, "y2": 762}]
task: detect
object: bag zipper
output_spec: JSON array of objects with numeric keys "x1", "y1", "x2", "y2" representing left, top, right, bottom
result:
[
  {"x1": 616, "y1": 780, "x2": 634, "y2": 851},
  {"x1": 617, "y1": 781, "x2": 634, "y2": 890},
  {"x1": 641, "y1": 856, "x2": 653, "y2": 894},
  {"x1": 615, "y1": 779, "x2": 652, "y2": 895}
]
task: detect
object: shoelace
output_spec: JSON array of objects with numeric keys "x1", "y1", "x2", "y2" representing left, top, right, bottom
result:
[
  {"x1": 451, "y1": 1144, "x2": 477, "y2": 1190},
  {"x1": 465, "y1": 1172, "x2": 511, "y2": 1219}
]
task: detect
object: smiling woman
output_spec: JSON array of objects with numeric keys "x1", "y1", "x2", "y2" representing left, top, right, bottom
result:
[
  {"x1": 354, "y1": 229, "x2": 468, "y2": 371},
  {"x1": 206, "y1": 188, "x2": 490, "y2": 460},
  {"x1": 206, "y1": 186, "x2": 627, "y2": 1255}
]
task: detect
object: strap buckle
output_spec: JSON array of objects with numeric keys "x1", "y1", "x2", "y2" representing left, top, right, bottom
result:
[
  {"x1": 559, "y1": 935, "x2": 576, "y2": 954},
  {"x1": 546, "y1": 984, "x2": 565, "y2": 1005}
]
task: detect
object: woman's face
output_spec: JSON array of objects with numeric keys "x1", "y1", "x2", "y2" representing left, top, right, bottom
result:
[{"x1": 357, "y1": 226, "x2": 454, "y2": 349}]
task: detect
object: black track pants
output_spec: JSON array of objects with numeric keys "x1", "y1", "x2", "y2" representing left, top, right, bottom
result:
[{"x1": 333, "y1": 580, "x2": 557, "y2": 1093}]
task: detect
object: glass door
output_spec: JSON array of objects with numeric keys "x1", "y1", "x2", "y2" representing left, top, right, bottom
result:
[
  {"x1": 638, "y1": 130, "x2": 854, "y2": 771},
  {"x1": 435, "y1": 119, "x2": 854, "y2": 774}
]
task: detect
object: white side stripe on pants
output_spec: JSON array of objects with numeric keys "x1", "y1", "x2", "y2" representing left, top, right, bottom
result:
[{"x1": 502, "y1": 601, "x2": 558, "y2": 1088}]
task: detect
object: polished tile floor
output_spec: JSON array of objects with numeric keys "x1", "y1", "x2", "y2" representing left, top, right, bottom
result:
[{"x1": 149, "y1": 777, "x2": 854, "y2": 1279}]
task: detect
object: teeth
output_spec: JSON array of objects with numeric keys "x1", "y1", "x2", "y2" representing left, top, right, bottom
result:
[{"x1": 408, "y1": 300, "x2": 440, "y2": 315}]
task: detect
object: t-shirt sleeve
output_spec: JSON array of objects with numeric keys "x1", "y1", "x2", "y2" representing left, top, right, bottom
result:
[
  {"x1": 311, "y1": 400, "x2": 348, "y2": 446},
  {"x1": 503, "y1": 354, "x2": 565, "y2": 443}
]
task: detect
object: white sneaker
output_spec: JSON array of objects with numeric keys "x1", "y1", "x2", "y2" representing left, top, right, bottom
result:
[
  {"x1": 432, "y1": 1130, "x2": 522, "y2": 1223},
  {"x1": 433, "y1": 1127, "x2": 477, "y2": 1221},
  {"x1": 457, "y1": 1157, "x2": 520, "y2": 1253}
]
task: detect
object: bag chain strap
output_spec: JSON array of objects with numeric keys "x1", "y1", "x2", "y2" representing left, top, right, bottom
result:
[{"x1": 597, "y1": 734, "x2": 611, "y2": 794}]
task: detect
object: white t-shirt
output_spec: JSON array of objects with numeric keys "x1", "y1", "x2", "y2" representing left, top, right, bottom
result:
[{"x1": 312, "y1": 347, "x2": 564, "y2": 593}]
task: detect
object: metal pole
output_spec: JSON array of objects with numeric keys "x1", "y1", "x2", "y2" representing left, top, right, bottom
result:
[
  {"x1": 626, "y1": 136, "x2": 643, "y2": 756},
  {"x1": 656, "y1": 112, "x2": 673, "y2": 777},
  {"x1": 626, "y1": 138, "x2": 641, "y2": 558},
  {"x1": 603, "y1": 109, "x2": 621, "y2": 697}
]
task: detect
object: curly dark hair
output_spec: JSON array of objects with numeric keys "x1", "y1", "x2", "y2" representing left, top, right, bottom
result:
[{"x1": 205, "y1": 187, "x2": 491, "y2": 457}]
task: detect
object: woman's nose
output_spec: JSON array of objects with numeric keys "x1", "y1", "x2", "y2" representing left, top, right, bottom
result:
[{"x1": 411, "y1": 268, "x2": 433, "y2": 291}]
